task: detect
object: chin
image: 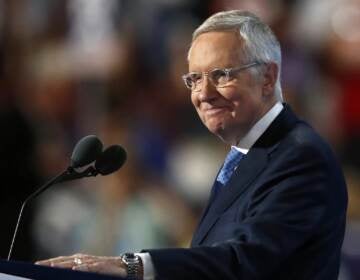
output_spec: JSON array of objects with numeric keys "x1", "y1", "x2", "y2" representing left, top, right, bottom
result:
[
  {"x1": 207, "y1": 121, "x2": 245, "y2": 145},
  {"x1": 205, "y1": 120, "x2": 224, "y2": 135},
  {"x1": 206, "y1": 122, "x2": 231, "y2": 143}
]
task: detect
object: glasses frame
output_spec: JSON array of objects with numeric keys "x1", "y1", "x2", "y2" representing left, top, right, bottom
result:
[{"x1": 182, "y1": 62, "x2": 261, "y2": 92}]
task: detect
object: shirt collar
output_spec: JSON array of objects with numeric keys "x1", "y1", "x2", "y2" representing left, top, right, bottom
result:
[{"x1": 232, "y1": 102, "x2": 284, "y2": 154}]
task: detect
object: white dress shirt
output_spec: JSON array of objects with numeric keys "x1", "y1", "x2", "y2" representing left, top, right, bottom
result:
[
  {"x1": 137, "y1": 102, "x2": 284, "y2": 280},
  {"x1": 234, "y1": 102, "x2": 283, "y2": 154}
]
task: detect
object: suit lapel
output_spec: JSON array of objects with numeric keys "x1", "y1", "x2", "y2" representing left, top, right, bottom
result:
[
  {"x1": 191, "y1": 104, "x2": 299, "y2": 247},
  {"x1": 191, "y1": 147, "x2": 268, "y2": 246}
]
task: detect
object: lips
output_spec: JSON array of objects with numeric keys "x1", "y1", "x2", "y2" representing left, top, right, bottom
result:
[{"x1": 203, "y1": 106, "x2": 229, "y2": 116}]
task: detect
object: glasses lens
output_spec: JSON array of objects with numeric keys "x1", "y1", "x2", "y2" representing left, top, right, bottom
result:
[
  {"x1": 183, "y1": 72, "x2": 202, "y2": 90},
  {"x1": 209, "y1": 69, "x2": 228, "y2": 87},
  {"x1": 183, "y1": 76, "x2": 192, "y2": 89}
]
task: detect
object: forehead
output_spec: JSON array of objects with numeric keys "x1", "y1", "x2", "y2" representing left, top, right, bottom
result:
[{"x1": 189, "y1": 31, "x2": 244, "y2": 71}]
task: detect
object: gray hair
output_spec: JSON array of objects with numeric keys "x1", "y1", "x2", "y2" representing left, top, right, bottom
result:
[{"x1": 189, "y1": 10, "x2": 283, "y2": 101}]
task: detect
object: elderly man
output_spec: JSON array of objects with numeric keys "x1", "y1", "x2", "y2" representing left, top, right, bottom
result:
[{"x1": 37, "y1": 10, "x2": 347, "y2": 280}]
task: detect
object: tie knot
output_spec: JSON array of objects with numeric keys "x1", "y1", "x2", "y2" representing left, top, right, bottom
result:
[{"x1": 217, "y1": 147, "x2": 244, "y2": 185}]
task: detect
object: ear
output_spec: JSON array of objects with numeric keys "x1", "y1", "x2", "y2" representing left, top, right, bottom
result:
[{"x1": 262, "y1": 62, "x2": 278, "y2": 97}]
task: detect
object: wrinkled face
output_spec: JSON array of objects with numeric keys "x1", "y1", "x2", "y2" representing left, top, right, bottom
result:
[{"x1": 188, "y1": 31, "x2": 276, "y2": 145}]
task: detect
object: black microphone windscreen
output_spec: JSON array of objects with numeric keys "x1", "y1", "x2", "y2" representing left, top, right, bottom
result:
[
  {"x1": 95, "y1": 145, "x2": 127, "y2": 175},
  {"x1": 71, "y1": 135, "x2": 103, "y2": 168}
]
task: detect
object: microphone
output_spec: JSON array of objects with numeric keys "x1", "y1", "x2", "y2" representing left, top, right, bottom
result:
[
  {"x1": 61, "y1": 144, "x2": 127, "y2": 182},
  {"x1": 71, "y1": 135, "x2": 103, "y2": 168},
  {"x1": 95, "y1": 145, "x2": 127, "y2": 175},
  {"x1": 7, "y1": 136, "x2": 126, "y2": 260}
]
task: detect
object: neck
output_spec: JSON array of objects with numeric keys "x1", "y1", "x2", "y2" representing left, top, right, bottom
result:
[{"x1": 231, "y1": 100, "x2": 277, "y2": 145}]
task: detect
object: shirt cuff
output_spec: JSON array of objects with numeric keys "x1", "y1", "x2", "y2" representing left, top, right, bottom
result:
[{"x1": 135, "y1": 252, "x2": 156, "y2": 280}]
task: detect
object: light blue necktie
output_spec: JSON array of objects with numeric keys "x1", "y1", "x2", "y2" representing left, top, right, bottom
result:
[{"x1": 216, "y1": 147, "x2": 244, "y2": 187}]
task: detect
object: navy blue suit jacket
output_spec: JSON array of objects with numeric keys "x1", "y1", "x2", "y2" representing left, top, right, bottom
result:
[{"x1": 146, "y1": 105, "x2": 347, "y2": 280}]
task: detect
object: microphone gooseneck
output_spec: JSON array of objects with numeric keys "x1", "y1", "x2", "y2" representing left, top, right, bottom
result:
[{"x1": 7, "y1": 168, "x2": 74, "y2": 261}]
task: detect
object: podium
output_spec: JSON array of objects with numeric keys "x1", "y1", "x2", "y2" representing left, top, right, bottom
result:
[{"x1": 0, "y1": 259, "x2": 126, "y2": 280}]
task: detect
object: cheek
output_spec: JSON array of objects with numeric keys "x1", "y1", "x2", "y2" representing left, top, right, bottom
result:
[
  {"x1": 191, "y1": 95, "x2": 202, "y2": 113},
  {"x1": 191, "y1": 95, "x2": 204, "y2": 119},
  {"x1": 190, "y1": 94, "x2": 197, "y2": 107},
  {"x1": 231, "y1": 97, "x2": 262, "y2": 124}
]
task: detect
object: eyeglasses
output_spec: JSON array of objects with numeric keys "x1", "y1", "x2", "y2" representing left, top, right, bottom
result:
[{"x1": 182, "y1": 62, "x2": 260, "y2": 92}]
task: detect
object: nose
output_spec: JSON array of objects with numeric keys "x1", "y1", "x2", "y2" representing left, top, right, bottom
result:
[{"x1": 196, "y1": 75, "x2": 218, "y2": 102}]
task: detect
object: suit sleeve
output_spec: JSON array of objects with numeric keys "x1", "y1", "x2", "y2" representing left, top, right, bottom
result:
[{"x1": 144, "y1": 143, "x2": 347, "y2": 280}]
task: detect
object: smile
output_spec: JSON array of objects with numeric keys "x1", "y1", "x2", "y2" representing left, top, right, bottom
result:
[{"x1": 204, "y1": 107, "x2": 229, "y2": 116}]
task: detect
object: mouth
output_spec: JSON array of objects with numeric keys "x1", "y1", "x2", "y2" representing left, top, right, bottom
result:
[{"x1": 203, "y1": 106, "x2": 229, "y2": 116}]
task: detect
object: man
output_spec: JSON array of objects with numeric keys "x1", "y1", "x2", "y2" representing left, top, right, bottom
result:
[{"x1": 37, "y1": 10, "x2": 347, "y2": 280}]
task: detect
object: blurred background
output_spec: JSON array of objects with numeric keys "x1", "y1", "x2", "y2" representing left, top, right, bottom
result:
[{"x1": 0, "y1": 0, "x2": 359, "y2": 279}]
